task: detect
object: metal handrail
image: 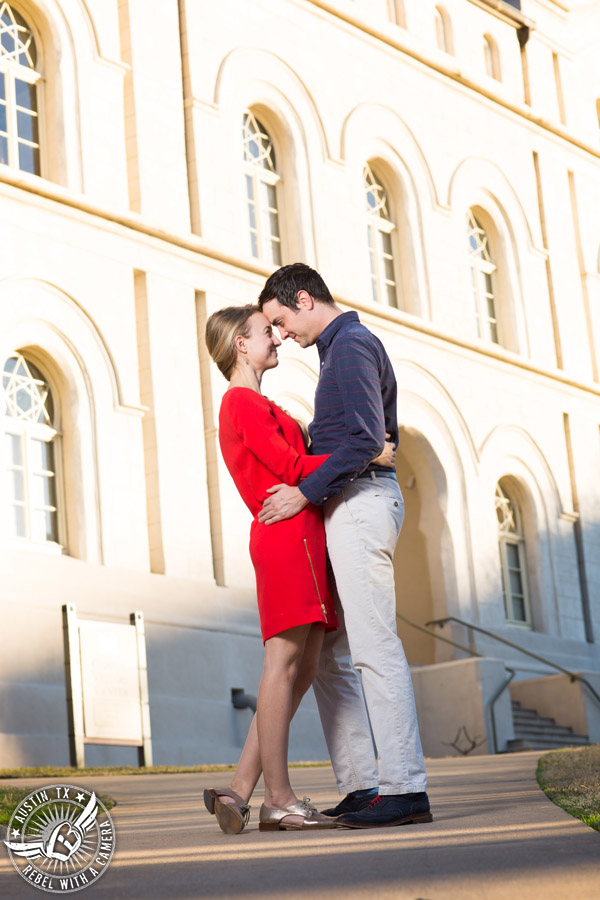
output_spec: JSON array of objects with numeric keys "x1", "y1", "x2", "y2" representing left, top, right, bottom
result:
[
  {"x1": 396, "y1": 612, "x2": 515, "y2": 754},
  {"x1": 427, "y1": 616, "x2": 600, "y2": 711}
]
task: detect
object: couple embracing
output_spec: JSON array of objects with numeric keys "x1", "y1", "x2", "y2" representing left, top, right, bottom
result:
[{"x1": 204, "y1": 263, "x2": 431, "y2": 833}]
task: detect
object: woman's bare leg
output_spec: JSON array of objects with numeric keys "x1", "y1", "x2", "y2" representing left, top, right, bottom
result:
[
  {"x1": 223, "y1": 623, "x2": 325, "y2": 807},
  {"x1": 257, "y1": 624, "x2": 311, "y2": 809}
]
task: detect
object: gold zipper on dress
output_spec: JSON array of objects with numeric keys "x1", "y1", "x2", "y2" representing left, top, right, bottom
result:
[{"x1": 303, "y1": 538, "x2": 328, "y2": 624}]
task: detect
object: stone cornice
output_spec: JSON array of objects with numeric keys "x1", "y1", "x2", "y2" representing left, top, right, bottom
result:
[
  {"x1": 1, "y1": 167, "x2": 599, "y2": 401},
  {"x1": 301, "y1": 0, "x2": 599, "y2": 162}
]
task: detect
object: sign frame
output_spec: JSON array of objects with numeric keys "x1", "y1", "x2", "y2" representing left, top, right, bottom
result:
[{"x1": 62, "y1": 604, "x2": 153, "y2": 768}]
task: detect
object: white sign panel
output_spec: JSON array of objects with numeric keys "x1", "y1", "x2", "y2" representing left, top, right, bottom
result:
[{"x1": 78, "y1": 621, "x2": 143, "y2": 743}]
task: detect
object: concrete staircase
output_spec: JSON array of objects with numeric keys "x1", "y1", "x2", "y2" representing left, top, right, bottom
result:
[{"x1": 506, "y1": 700, "x2": 590, "y2": 752}]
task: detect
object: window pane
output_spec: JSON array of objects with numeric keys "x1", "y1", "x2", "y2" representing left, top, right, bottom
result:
[
  {"x1": 265, "y1": 183, "x2": 277, "y2": 209},
  {"x1": 30, "y1": 437, "x2": 54, "y2": 472},
  {"x1": 18, "y1": 141, "x2": 40, "y2": 174},
  {"x1": 31, "y1": 508, "x2": 47, "y2": 542},
  {"x1": 511, "y1": 596, "x2": 527, "y2": 622},
  {"x1": 0, "y1": 134, "x2": 7, "y2": 165},
  {"x1": 7, "y1": 468, "x2": 25, "y2": 502},
  {"x1": 1, "y1": 28, "x2": 15, "y2": 58},
  {"x1": 5, "y1": 432, "x2": 22, "y2": 464},
  {"x1": 15, "y1": 79, "x2": 37, "y2": 111},
  {"x1": 17, "y1": 109, "x2": 38, "y2": 144},
  {"x1": 8, "y1": 504, "x2": 27, "y2": 538},
  {"x1": 270, "y1": 238, "x2": 282, "y2": 267},
  {"x1": 435, "y1": 13, "x2": 445, "y2": 51},
  {"x1": 249, "y1": 231, "x2": 258, "y2": 258},
  {"x1": 0, "y1": 72, "x2": 5, "y2": 101},
  {"x1": 45, "y1": 508, "x2": 58, "y2": 542},
  {"x1": 269, "y1": 210, "x2": 280, "y2": 239},
  {"x1": 0, "y1": 103, "x2": 6, "y2": 134},
  {"x1": 32, "y1": 472, "x2": 56, "y2": 508},
  {"x1": 15, "y1": 386, "x2": 33, "y2": 414},
  {"x1": 506, "y1": 543, "x2": 520, "y2": 568},
  {"x1": 384, "y1": 256, "x2": 395, "y2": 282},
  {"x1": 245, "y1": 173, "x2": 254, "y2": 201},
  {"x1": 509, "y1": 568, "x2": 523, "y2": 597},
  {"x1": 247, "y1": 201, "x2": 256, "y2": 230}
]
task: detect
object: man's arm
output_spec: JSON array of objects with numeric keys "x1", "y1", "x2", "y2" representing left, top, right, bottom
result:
[
  {"x1": 259, "y1": 337, "x2": 387, "y2": 524},
  {"x1": 299, "y1": 337, "x2": 386, "y2": 503},
  {"x1": 257, "y1": 431, "x2": 396, "y2": 524},
  {"x1": 258, "y1": 484, "x2": 308, "y2": 525}
]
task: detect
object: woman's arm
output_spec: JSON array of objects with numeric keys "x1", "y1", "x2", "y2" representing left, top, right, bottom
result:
[{"x1": 224, "y1": 389, "x2": 329, "y2": 485}]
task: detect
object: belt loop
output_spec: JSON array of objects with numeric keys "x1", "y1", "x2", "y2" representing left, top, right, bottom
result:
[{"x1": 370, "y1": 470, "x2": 376, "y2": 481}]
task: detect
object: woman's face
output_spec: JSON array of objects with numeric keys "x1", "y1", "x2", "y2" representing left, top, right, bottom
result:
[{"x1": 240, "y1": 312, "x2": 281, "y2": 372}]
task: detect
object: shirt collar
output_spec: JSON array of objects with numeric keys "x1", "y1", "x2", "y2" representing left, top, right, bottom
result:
[{"x1": 316, "y1": 311, "x2": 360, "y2": 353}]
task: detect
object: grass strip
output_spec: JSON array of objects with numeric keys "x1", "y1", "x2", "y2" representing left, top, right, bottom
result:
[
  {"x1": 537, "y1": 744, "x2": 600, "y2": 832},
  {"x1": 0, "y1": 761, "x2": 330, "y2": 780},
  {"x1": 0, "y1": 787, "x2": 116, "y2": 828}
]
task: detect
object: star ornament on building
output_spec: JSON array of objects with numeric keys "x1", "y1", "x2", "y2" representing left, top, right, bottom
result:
[
  {"x1": 495, "y1": 485, "x2": 516, "y2": 534},
  {"x1": 2, "y1": 355, "x2": 50, "y2": 424},
  {"x1": 467, "y1": 210, "x2": 492, "y2": 261},
  {"x1": 0, "y1": 2, "x2": 36, "y2": 68}
]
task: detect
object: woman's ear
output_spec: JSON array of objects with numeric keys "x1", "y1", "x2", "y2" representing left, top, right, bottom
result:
[{"x1": 234, "y1": 334, "x2": 246, "y2": 353}]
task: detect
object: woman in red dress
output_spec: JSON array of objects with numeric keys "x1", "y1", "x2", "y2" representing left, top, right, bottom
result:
[{"x1": 203, "y1": 305, "x2": 392, "y2": 833}]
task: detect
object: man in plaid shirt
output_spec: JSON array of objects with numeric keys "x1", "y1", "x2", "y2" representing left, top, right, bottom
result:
[{"x1": 258, "y1": 263, "x2": 431, "y2": 829}]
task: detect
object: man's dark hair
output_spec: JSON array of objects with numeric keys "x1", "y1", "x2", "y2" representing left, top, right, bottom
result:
[{"x1": 258, "y1": 263, "x2": 335, "y2": 311}]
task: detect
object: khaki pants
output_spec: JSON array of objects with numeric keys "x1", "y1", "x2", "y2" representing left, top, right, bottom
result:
[{"x1": 312, "y1": 475, "x2": 427, "y2": 795}]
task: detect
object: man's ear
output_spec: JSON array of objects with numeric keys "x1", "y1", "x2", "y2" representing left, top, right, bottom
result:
[{"x1": 296, "y1": 290, "x2": 315, "y2": 310}]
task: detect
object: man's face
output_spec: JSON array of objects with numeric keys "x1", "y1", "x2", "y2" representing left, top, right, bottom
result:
[{"x1": 261, "y1": 296, "x2": 317, "y2": 348}]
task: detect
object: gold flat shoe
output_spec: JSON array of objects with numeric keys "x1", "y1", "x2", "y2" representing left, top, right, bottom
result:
[
  {"x1": 203, "y1": 788, "x2": 250, "y2": 835},
  {"x1": 259, "y1": 797, "x2": 340, "y2": 831}
]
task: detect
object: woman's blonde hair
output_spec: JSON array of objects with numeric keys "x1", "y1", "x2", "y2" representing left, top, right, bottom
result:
[{"x1": 205, "y1": 304, "x2": 260, "y2": 381}]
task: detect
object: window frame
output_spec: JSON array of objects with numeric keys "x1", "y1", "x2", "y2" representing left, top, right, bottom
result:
[
  {"x1": 434, "y1": 6, "x2": 453, "y2": 55},
  {"x1": 364, "y1": 162, "x2": 399, "y2": 309},
  {"x1": 467, "y1": 210, "x2": 501, "y2": 345},
  {"x1": 483, "y1": 34, "x2": 502, "y2": 82},
  {"x1": 0, "y1": 3, "x2": 43, "y2": 176},
  {"x1": 2, "y1": 353, "x2": 65, "y2": 554},
  {"x1": 242, "y1": 110, "x2": 283, "y2": 266},
  {"x1": 496, "y1": 483, "x2": 531, "y2": 628}
]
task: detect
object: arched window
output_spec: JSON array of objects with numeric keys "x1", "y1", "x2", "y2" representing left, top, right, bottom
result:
[
  {"x1": 242, "y1": 110, "x2": 282, "y2": 265},
  {"x1": 467, "y1": 210, "x2": 499, "y2": 344},
  {"x1": 483, "y1": 35, "x2": 501, "y2": 82},
  {"x1": 434, "y1": 6, "x2": 453, "y2": 55},
  {"x1": 3, "y1": 353, "x2": 61, "y2": 546},
  {"x1": 364, "y1": 162, "x2": 398, "y2": 308},
  {"x1": 495, "y1": 482, "x2": 530, "y2": 626},
  {"x1": 0, "y1": 3, "x2": 41, "y2": 174}
]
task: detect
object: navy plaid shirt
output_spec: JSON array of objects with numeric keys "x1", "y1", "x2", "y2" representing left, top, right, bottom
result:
[{"x1": 299, "y1": 311, "x2": 399, "y2": 506}]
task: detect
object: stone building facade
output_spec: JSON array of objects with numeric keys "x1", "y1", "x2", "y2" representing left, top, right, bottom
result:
[{"x1": 1, "y1": 0, "x2": 599, "y2": 765}]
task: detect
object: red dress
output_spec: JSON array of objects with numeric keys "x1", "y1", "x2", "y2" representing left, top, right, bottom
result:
[{"x1": 218, "y1": 387, "x2": 338, "y2": 643}]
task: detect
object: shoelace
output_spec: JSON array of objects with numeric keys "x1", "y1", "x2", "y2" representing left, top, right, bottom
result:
[
  {"x1": 300, "y1": 796, "x2": 318, "y2": 814},
  {"x1": 367, "y1": 794, "x2": 384, "y2": 808},
  {"x1": 240, "y1": 803, "x2": 251, "y2": 827}
]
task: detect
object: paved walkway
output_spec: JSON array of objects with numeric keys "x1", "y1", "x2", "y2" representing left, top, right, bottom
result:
[{"x1": 1, "y1": 751, "x2": 598, "y2": 899}]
